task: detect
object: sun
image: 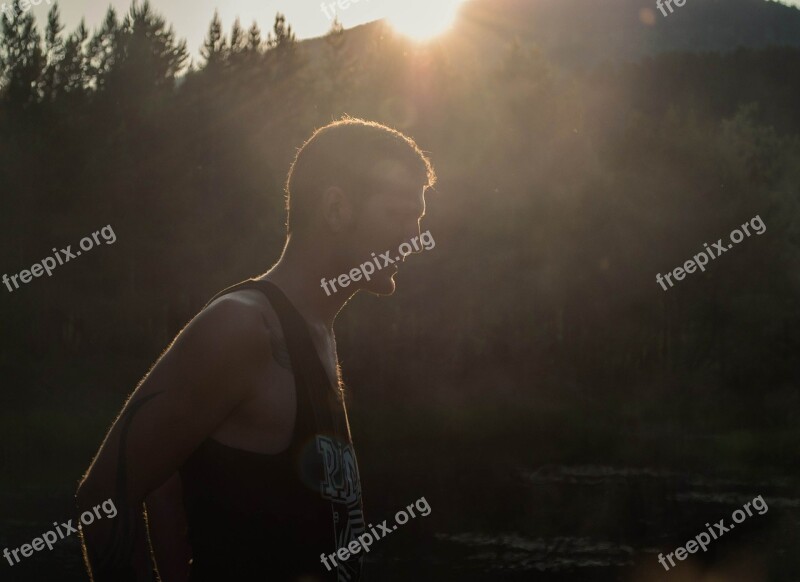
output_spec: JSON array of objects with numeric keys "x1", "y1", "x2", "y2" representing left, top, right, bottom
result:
[{"x1": 385, "y1": 0, "x2": 466, "y2": 42}]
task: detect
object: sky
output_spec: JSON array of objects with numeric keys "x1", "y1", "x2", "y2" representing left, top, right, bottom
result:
[
  {"x1": 20, "y1": 0, "x2": 449, "y2": 59},
  {"x1": 17, "y1": 0, "x2": 800, "y2": 61}
]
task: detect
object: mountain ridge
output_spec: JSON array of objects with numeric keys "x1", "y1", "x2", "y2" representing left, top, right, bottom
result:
[{"x1": 304, "y1": 0, "x2": 800, "y2": 67}]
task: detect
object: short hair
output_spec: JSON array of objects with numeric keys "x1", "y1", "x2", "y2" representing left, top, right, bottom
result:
[{"x1": 285, "y1": 117, "x2": 436, "y2": 234}]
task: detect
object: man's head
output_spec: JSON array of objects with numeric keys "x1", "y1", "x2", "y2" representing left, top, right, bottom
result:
[{"x1": 286, "y1": 117, "x2": 436, "y2": 295}]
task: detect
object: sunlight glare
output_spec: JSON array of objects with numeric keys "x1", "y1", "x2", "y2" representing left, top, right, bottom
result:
[{"x1": 385, "y1": 0, "x2": 466, "y2": 42}]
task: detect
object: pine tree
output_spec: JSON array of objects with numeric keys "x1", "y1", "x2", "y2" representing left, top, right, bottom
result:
[
  {"x1": 57, "y1": 20, "x2": 88, "y2": 98},
  {"x1": 201, "y1": 10, "x2": 227, "y2": 69},
  {"x1": 41, "y1": 3, "x2": 64, "y2": 102},
  {"x1": 267, "y1": 12, "x2": 295, "y2": 55},
  {"x1": 230, "y1": 18, "x2": 245, "y2": 55},
  {"x1": 246, "y1": 21, "x2": 262, "y2": 54},
  {"x1": 0, "y1": 4, "x2": 44, "y2": 107},
  {"x1": 228, "y1": 18, "x2": 246, "y2": 70},
  {"x1": 119, "y1": 0, "x2": 188, "y2": 89},
  {"x1": 325, "y1": 16, "x2": 345, "y2": 52},
  {"x1": 86, "y1": 7, "x2": 120, "y2": 93},
  {"x1": 265, "y1": 12, "x2": 298, "y2": 79}
]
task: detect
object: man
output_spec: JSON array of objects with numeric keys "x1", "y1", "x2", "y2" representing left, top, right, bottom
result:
[{"x1": 76, "y1": 117, "x2": 436, "y2": 581}]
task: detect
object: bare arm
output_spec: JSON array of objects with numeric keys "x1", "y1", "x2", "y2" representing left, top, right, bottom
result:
[{"x1": 76, "y1": 297, "x2": 272, "y2": 582}]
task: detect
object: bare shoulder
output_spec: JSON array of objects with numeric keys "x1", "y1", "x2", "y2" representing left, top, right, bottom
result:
[
  {"x1": 202, "y1": 288, "x2": 272, "y2": 327},
  {"x1": 206, "y1": 287, "x2": 292, "y2": 371},
  {"x1": 145, "y1": 289, "x2": 279, "y2": 404},
  {"x1": 185, "y1": 289, "x2": 274, "y2": 360}
]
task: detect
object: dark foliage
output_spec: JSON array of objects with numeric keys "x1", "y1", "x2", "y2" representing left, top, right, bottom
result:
[{"x1": 1, "y1": 0, "x2": 799, "y2": 578}]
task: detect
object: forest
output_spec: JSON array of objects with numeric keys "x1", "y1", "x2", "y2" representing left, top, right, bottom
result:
[{"x1": 1, "y1": 0, "x2": 799, "y2": 579}]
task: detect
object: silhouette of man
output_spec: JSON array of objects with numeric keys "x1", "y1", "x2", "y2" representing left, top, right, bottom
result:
[{"x1": 77, "y1": 118, "x2": 436, "y2": 581}]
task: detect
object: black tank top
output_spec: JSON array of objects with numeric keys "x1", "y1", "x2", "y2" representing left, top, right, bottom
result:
[{"x1": 179, "y1": 280, "x2": 366, "y2": 581}]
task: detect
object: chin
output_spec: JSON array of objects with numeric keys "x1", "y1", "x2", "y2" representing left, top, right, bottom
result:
[{"x1": 365, "y1": 273, "x2": 397, "y2": 296}]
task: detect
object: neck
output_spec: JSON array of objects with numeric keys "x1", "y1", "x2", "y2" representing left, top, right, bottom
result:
[{"x1": 259, "y1": 233, "x2": 351, "y2": 330}]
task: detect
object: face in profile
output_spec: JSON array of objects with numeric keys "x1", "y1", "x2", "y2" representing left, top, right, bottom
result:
[{"x1": 347, "y1": 175, "x2": 428, "y2": 297}]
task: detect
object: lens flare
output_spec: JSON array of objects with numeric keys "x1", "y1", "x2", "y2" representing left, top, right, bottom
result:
[{"x1": 385, "y1": 0, "x2": 465, "y2": 42}]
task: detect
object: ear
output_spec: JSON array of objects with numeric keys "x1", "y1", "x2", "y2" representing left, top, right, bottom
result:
[{"x1": 321, "y1": 186, "x2": 354, "y2": 232}]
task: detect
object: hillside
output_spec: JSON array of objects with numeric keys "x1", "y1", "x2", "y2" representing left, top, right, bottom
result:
[{"x1": 434, "y1": 0, "x2": 800, "y2": 64}]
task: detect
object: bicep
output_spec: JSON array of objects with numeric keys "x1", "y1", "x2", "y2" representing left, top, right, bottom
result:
[{"x1": 81, "y1": 300, "x2": 271, "y2": 504}]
